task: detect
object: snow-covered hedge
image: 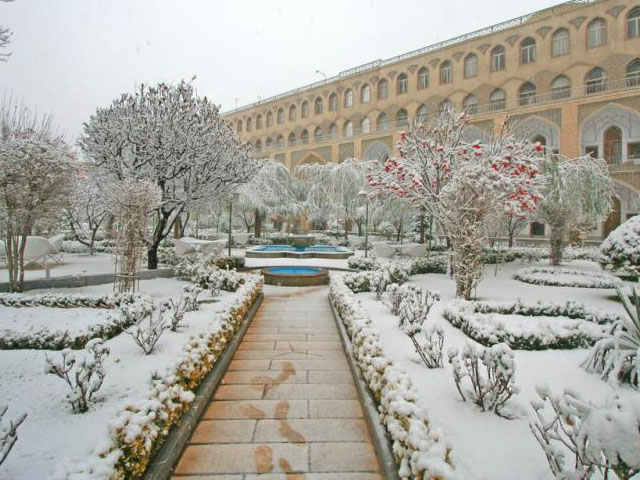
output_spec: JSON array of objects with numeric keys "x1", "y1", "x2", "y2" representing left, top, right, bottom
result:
[
  {"x1": 443, "y1": 300, "x2": 619, "y2": 350},
  {"x1": 410, "y1": 255, "x2": 448, "y2": 275},
  {"x1": 0, "y1": 294, "x2": 153, "y2": 350},
  {"x1": 347, "y1": 256, "x2": 381, "y2": 271},
  {"x1": 599, "y1": 215, "x2": 640, "y2": 277},
  {"x1": 513, "y1": 266, "x2": 621, "y2": 289},
  {"x1": 57, "y1": 274, "x2": 263, "y2": 480},
  {"x1": 330, "y1": 275, "x2": 456, "y2": 480},
  {"x1": 175, "y1": 257, "x2": 244, "y2": 292}
]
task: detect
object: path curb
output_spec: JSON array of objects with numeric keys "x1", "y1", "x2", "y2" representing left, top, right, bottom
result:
[
  {"x1": 142, "y1": 290, "x2": 264, "y2": 480},
  {"x1": 329, "y1": 296, "x2": 401, "y2": 480}
]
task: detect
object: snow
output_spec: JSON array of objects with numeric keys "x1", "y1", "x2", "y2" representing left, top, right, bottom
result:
[
  {"x1": 0, "y1": 278, "x2": 238, "y2": 480},
  {"x1": 0, "y1": 253, "x2": 116, "y2": 283},
  {"x1": 0, "y1": 306, "x2": 113, "y2": 336},
  {"x1": 348, "y1": 259, "x2": 639, "y2": 480}
]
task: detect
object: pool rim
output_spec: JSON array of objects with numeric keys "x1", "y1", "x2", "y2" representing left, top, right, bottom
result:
[
  {"x1": 261, "y1": 266, "x2": 325, "y2": 276},
  {"x1": 260, "y1": 266, "x2": 330, "y2": 287}
]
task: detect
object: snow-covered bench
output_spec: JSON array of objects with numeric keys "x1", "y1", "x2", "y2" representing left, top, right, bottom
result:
[
  {"x1": 233, "y1": 233, "x2": 251, "y2": 246},
  {"x1": 396, "y1": 243, "x2": 427, "y2": 258},
  {"x1": 372, "y1": 242, "x2": 396, "y2": 259},
  {"x1": 0, "y1": 236, "x2": 64, "y2": 267},
  {"x1": 175, "y1": 237, "x2": 223, "y2": 258}
]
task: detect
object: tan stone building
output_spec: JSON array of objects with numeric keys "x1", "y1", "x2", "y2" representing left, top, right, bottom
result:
[{"x1": 225, "y1": 0, "x2": 640, "y2": 240}]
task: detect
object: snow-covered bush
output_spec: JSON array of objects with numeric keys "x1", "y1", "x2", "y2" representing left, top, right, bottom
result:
[
  {"x1": 0, "y1": 405, "x2": 26, "y2": 466},
  {"x1": 175, "y1": 256, "x2": 244, "y2": 293},
  {"x1": 61, "y1": 274, "x2": 263, "y2": 479},
  {"x1": 583, "y1": 287, "x2": 640, "y2": 389},
  {"x1": 167, "y1": 285, "x2": 201, "y2": 331},
  {"x1": 410, "y1": 255, "x2": 448, "y2": 274},
  {"x1": 44, "y1": 338, "x2": 110, "y2": 413},
  {"x1": 514, "y1": 266, "x2": 621, "y2": 289},
  {"x1": 599, "y1": 215, "x2": 640, "y2": 278},
  {"x1": 127, "y1": 305, "x2": 170, "y2": 354},
  {"x1": 210, "y1": 255, "x2": 245, "y2": 270},
  {"x1": 384, "y1": 283, "x2": 419, "y2": 315},
  {"x1": 448, "y1": 342, "x2": 519, "y2": 416},
  {"x1": 342, "y1": 271, "x2": 373, "y2": 293},
  {"x1": 157, "y1": 244, "x2": 179, "y2": 266},
  {"x1": 370, "y1": 269, "x2": 390, "y2": 300},
  {"x1": 384, "y1": 261, "x2": 410, "y2": 285},
  {"x1": 329, "y1": 275, "x2": 455, "y2": 479},
  {"x1": 530, "y1": 385, "x2": 640, "y2": 479},
  {"x1": 379, "y1": 221, "x2": 395, "y2": 240},
  {"x1": 444, "y1": 300, "x2": 617, "y2": 350},
  {"x1": 347, "y1": 256, "x2": 380, "y2": 271},
  {"x1": 0, "y1": 292, "x2": 139, "y2": 309},
  {"x1": 399, "y1": 287, "x2": 443, "y2": 368}
]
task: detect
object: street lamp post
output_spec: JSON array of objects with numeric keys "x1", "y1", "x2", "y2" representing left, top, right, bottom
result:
[{"x1": 358, "y1": 189, "x2": 370, "y2": 258}]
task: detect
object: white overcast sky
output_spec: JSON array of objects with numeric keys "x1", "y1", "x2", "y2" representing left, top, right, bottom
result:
[{"x1": 1, "y1": 0, "x2": 560, "y2": 140}]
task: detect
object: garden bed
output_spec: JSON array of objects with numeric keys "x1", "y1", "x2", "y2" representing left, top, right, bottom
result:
[{"x1": 513, "y1": 266, "x2": 621, "y2": 289}]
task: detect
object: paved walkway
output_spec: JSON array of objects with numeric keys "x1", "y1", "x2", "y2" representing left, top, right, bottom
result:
[{"x1": 172, "y1": 285, "x2": 383, "y2": 480}]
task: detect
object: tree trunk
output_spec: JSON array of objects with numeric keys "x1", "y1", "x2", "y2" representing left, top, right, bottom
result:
[
  {"x1": 89, "y1": 228, "x2": 98, "y2": 255},
  {"x1": 549, "y1": 224, "x2": 565, "y2": 266},
  {"x1": 508, "y1": 233, "x2": 514, "y2": 248},
  {"x1": 419, "y1": 214, "x2": 425, "y2": 244},
  {"x1": 147, "y1": 212, "x2": 170, "y2": 270},
  {"x1": 254, "y1": 209, "x2": 262, "y2": 238}
]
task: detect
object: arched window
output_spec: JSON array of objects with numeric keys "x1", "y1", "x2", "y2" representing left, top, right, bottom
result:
[
  {"x1": 489, "y1": 89, "x2": 506, "y2": 111},
  {"x1": 277, "y1": 108, "x2": 285, "y2": 125},
  {"x1": 254, "y1": 139, "x2": 262, "y2": 152},
  {"x1": 246, "y1": 117, "x2": 252, "y2": 132},
  {"x1": 237, "y1": 120, "x2": 243, "y2": 134},
  {"x1": 603, "y1": 126, "x2": 623, "y2": 165},
  {"x1": 313, "y1": 127, "x2": 323, "y2": 142},
  {"x1": 587, "y1": 18, "x2": 607, "y2": 48},
  {"x1": 288, "y1": 105, "x2": 296, "y2": 122},
  {"x1": 361, "y1": 84, "x2": 370, "y2": 103},
  {"x1": 343, "y1": 120, "x2": 354, "y2": 138},
  {"x1": 361, "y1": 117, "x2": 371, "y2": 134},
  {"x1": 328, "y1": 93, "x2": 338, "y2": 111},
  {"x1": 378, "y1": 79, "x2": 389, "y2": 99},
  {"x1": 463, "y1": 94, "x2": 478, "y2": 114},
  {"x1": 314, "y1": 97, "x2": 323, "y2": 115},
  {"x1": 417, "y1": 67, "x2": 429, "y2": 90},
  {"x1": 396, "y1": 108, "x2": 408, "y2": 126},
  {"x1": 329, "y1": 123, "x2": 338, "y2": 139},
  {"x1": 521, "y1": 37, "x2": 536, "y2": 64},
  {"x1": 626, "y1": 59, "x2": 640, "y2": 86},
  {"x1": 397, "y1": 73, "x2": 408, "y2": 94},
  {"x1": 300, "y1": 129, "x2": 309, "y2": 144},
  {"x1": 552, "y1": 28, "x2": 570, "y2": 56},
  {"x1": 301, "y1": 101, "x2": 309, "y2": 118},
  {"x1": 519, "y1": 82, "x2": 537, "y2": 106},
  {"x1": 628, "y1": 7, "x2": 640, "y2": 38},
  {"x1": 416, "y1": 104, "x2": 428, "y2": 121},
  {"x1": 440, "y1": 61, "x2": 452, "y2": 84},
  {"x1": 491, "y1": 46, "x2": 506, "y2": 71},
  {"x1": 376, "y1": 112, "x2": 388, "y2": 131},
  {"x1": 551, "y1": 75, "x2": 571, "y2": 99},
  {"x1": 265, "y1": 137, "x2": 272, "y2": 148},
  {"x1": 266, "y1": 111, "x2": 273, "y2": 127},
  {"x1": 586, "y1": 67, "x2": 607, "y2": 94},
  {"x1": 288, "y1": 132, "x2": 296, "y2": 146},
  {"x1": 464, "y1": 54, "x2": 478, "y2": 78},
  {"x1": 276, "y1": 135, "x2": 284, "y2": 149},
  {"x1": 439, "y1": 99, "x2": 453, "y2": 113},
  {"x1": 256, "y1": 114, "x2": 262, "y2": 130},
  {"x1": 344, "y1": 89, "x2": 353, "y2": 108}
]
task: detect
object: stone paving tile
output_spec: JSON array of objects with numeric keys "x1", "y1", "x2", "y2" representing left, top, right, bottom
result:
[
  {"x1": 310, "y1": 442, "x2": 379, "y2": 472},
  {"x1": 173, "y1": 287, "x2": 381, "y2": 478},
  {"x1": 263, "y1": 384, "x2": 358, "y2": 400},
  {"x1": 204, "y1": 400, "x2": 309, "y2": 420},
  {"x1": 254, "y1": 418, "x2": 369, "y2": 443},
  {"x1": 175, "y1": 444, "x2": 308, "y2": 475},
  {"x1": 309, "y1": 399, "x2": 364, "y2": 418},
  {"x1": 222, "y1": 370, "x2": 308, "y2": 385},
  {"x1": 190, "y1": 420, "x2": 256, "y2": 444}
]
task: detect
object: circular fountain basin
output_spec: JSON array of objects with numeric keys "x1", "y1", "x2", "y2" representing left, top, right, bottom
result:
[
  {"x1": 247, "y1": 244, "x2": 353, "y2": 259},
  {"x1": 261, "y1": 266, "x2": 329, "y2": 287}
]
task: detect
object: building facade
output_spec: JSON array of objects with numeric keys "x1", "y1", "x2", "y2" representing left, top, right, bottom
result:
[{"x1": 225, "y1": 0, "x2": 640, "y2": 240}]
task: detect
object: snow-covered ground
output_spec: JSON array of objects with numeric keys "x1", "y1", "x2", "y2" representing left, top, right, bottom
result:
[
  {"x1": 0, "y1": 253, "x2": 117, "y2": 282},
  {"x1": 0, "y1": 278, "x2": 237, "y2": 480},
  {"x1": 350, "y1": 259, "x2": 638, "y2": 480}
]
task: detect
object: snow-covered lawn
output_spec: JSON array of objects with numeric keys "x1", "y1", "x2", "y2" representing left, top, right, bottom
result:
[
  {"x1": 349, "y1": 259, "x2": 638, "y2": 480},
  {"x1": 0, "y1": 278, "x2": 240, "y2": 480},
  {"x1": 0, "y1": 253, "x2": 117, "y2": 283}
]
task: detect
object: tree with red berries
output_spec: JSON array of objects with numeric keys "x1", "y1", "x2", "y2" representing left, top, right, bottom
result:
[{"x1": 368, "y1": 108, "x2": 543, "y2": 299}]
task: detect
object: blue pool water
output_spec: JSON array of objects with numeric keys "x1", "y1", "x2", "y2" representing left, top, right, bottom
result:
[
  {"x1": 254, "y1": 244, "x2": 346, "y2": 253},
  {"x1": 264, "y1": 267, "x2": 323, "y2": 275}
]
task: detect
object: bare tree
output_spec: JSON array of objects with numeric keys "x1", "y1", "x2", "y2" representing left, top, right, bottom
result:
[
  {"x1": 0, "y1": 99, "x2": 74, "y2": 292},
  {"x1": 0, "y1": 0, "x2": 15, "y2": 62},
  {"x1": 79, "y1": 80, "x2": 259, "y2": 269}
]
